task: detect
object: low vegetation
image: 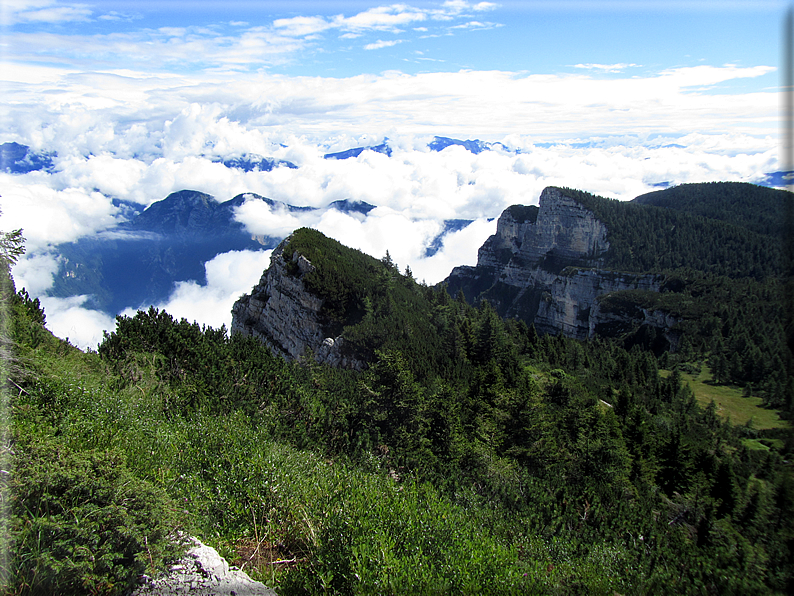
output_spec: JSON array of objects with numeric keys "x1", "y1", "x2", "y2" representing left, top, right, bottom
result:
[
  {"x1": 660, "y1": 366, "x2": 789, "y2": 430},
  {"x1": 2, "y1": 200, "x2": 794, "y2": 594}
]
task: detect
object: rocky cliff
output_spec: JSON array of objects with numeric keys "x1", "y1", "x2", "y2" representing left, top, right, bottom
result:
[
  {"x1": 446, "y1": 187, "x2": 678, "y2": 345},
  {"x1": 231, "y1": 236, "x2": 366, "y2": 369}
]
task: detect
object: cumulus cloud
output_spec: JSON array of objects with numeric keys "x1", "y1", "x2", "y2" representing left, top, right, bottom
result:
[
  {"x1": 12, "y1": 252, "x2": 60, "y2": 296},
  {"x1": 0, "y1": 179, "x2": 121, "y2": 250},
  {"x1": 341, "y1": 5, "x2": 427, "y2": 32},
  {"x1": 234, "y1": 196, "x2": 323, "y2": 237},
  {"x1": 413, "y1": 217, "x2": 497, "y2": 284},
  {"x1": 39, "y1": 295, "x2": 118, "y2": 351},
  {"x1": 313, "y1": 209, "x2": 497, "y2": 284},
  {"x1": 0, "y1": 65, "x2": 777, "y2": 153},
  {"x1": 317, "y1": 208, "x2": 441, "y2": 272},
  {"x1": 128, "y1": 249, "x2": 273, "y2": 331}
]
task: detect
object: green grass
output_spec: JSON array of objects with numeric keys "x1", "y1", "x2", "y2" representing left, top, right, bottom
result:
[
  {"x1": 660, "y1": 365, "x2": 791, "y2": 430},
  {"x1": 7, "y1": 336, "x2": 633, "y2": 595}
]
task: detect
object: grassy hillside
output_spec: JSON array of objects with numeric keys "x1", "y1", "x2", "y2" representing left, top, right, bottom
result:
[
  {"x1": 3, "y1": 227, "x2": 794, "y2": 595},
  {"x1": 659, "y1": 366, "x2": 790, "y2": 430}
]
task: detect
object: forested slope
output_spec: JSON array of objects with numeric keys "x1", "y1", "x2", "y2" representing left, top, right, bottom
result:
[
  {"x1": 3, "y1": 225, "x2": 794, "y2": 594},
  {"x1": 632, "y1": 181, "x2": 787, "y2": 238},
  {"x1": 560, "y1": 186, "x2": 782, "y2": 279},
  {"x1": 529, "y1": 186, "x2": 792, "y2": 409}
]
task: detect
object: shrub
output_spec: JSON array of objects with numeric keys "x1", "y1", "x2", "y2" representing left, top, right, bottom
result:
[{"x1": 3, "y1": 441, "x2": 186, "y2": 596}]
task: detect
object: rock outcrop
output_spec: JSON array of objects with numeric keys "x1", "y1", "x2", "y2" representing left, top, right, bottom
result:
[
  {"x1": 131, "y1": 537, "x2": 275, "y2": 596},
  {"x1": 231, "y1": 236, "x2": 366, "y2": 369},
  {"x1": 446, "y1": 187, "x2": 677, "y2": 343}
]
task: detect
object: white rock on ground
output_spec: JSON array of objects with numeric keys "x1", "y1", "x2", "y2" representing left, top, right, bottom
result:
[{"x1": 130, "y1": 537, "x2": 277, "y2": 596}]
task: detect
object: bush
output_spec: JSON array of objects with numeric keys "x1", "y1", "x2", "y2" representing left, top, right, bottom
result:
[{"x1": 3, "y1": 441, "x2": 186, "y2": 596}]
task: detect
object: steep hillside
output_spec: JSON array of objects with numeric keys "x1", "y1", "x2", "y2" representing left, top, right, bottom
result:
[
  {"x1": 232, "y1": 228, "x2": 455, "y2": 377},
  {"x1": 5, "y1": 215, "x2": 794, "y2": 594},
  {"x1": 444, "y1": 185, "x2": 790, "y2": 399},
  {"x1": 445, "y1": 187, "x2": 669, "y2": 340}
]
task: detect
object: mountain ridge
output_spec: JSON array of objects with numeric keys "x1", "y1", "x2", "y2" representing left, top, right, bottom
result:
[
  {"x1": 444, "y1": 182, "x2": 787, "y2": 350},
  {"x1": 47, "y1": 189, "x2": 464, "y2": 316}
]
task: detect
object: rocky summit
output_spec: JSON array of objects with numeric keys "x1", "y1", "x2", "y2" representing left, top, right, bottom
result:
[
  {"x1": 445, "y1": 186, "x2": 676, "y2": 344},
  {"x1": 231, "y1": 237, "x2": 366, "y2": 370}
]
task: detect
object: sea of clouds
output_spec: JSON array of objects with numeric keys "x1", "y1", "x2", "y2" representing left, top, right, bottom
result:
[{"x1": 0, "y1": 63, "x2": 780, "y2": 349}]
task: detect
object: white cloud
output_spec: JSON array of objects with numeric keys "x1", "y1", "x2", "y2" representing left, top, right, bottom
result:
[
  {"x1": 2, "y1": 0, "x2": 92, "y2": 25},
  {"x1": 449, "y1": 20, "x2": 501, "y2": 30},
  {"x1": 273, "y1": 5, "x2": 429, "y2": 38},
  {"x1": 0, "y1": 179, "x2": 121, "y2": 251},
  {"x1": 412, "y1": 217, "x2": 496, "y2": 284},
  {"x1": 12, "y1": 251, "x2": 60, "y2": 296},
  {"x1": 438, "y1": 1, "x2": 498, "y2": 16},
  {"x1": 273, "y1": 15, "x2": 335, "y2": 37},
  {"x1": 39, "y1": 295, "x2": 118, "y2": 351},
  {"x1": 131, "y1": 249, "x2": 273, "y2": 331},
  {"x1": 98, "y1": 11, "x2": 140, "y2": 23},
  {"x1": 341, "y1": 5, "x2": 427, "y2": 31},
  {"x1": 574, "y1": 63, "x2": 640, "y2": 72},
  {"x1": 659, "y1": 64, "x2": 775, "y2": 87},
  {"x1": 234, "y1": 196, "x2": 323, "y2": 237},
  {"x1": 365, "y1": 39, "x2": 405, "y2": 50}
]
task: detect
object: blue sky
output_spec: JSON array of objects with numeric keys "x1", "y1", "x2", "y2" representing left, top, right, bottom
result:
[
  {"x1": 2, "y1": 0, "x2": 782, "y2": 141},
  {"x1": 3, "y1": 0, "x2": 784, "y2": 86}
]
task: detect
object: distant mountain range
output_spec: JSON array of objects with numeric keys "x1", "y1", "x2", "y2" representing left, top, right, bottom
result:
[
  {"x1": 47, "y1": 191, "x2": 382, "y2": 314},
  {"x1": 214, "y1": 154, "x2": 298, "y2": 171},
  {"x1": 4, "y1": 139, "x2": 789, "y2": 192},
  {"x1": 0, "y1": 142, "x2": 56, "y2": 174},
  {"x1": 44, "y1": 189, "x2": 466, "y2": 316},
  {"x1": 324, "y1": 142, "x2": 392, "y2": 160},
  {"x1": 323, "y1": 136, "x2": 508, "y2": 160},
  {"x1": 4, "y1": 138, "x2": 791, "y2": 323}
]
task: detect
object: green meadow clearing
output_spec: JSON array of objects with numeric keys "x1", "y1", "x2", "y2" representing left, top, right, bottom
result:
[{"x1": 661, "y1": 365, "x2": 790, "y2": 430}]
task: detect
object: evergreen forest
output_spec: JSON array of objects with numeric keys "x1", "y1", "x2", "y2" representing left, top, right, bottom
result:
[{"x1": 1, "y1": 184, "x2": 794, "y2": 595}]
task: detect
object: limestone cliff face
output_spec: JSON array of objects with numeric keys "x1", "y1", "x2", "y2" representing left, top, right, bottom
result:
[
  {"x1": 231, "y1": 237, "x2": 365, "y2": 369},
  {"x1": 477, "y1": 187, "x2": 609, "y2": 278},
  {"x1": 446, "y1": 186, "x2": 677, "y2": 343},
  {"x1": 532, "y1": 268, "x2": 666, "y2": 340}
]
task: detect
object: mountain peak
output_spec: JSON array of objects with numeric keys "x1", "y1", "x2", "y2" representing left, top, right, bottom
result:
[
  {"x1": 324, "y1": 142, "x2": 392, "y2": 160},
  {"x1": 0, "y1": 141, "x2": 56, "y2": 173},
  {"x1": 131, "y1": 190, "x2": 218, "y2": 235},
  {"x1": 215, "y1": 153, "x2": 297, "y2": 172}
]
